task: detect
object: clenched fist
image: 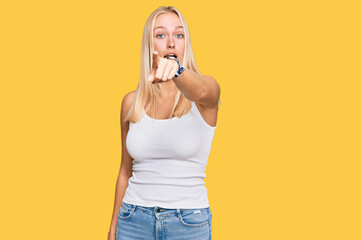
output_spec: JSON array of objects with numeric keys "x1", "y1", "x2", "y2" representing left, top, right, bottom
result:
[{"x1": 147, "y1": 51, "x2": 179, "y2": 84}]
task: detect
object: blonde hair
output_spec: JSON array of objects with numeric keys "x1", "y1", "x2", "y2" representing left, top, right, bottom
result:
[{"x1": 125, "y1": 6, "x2": 220, "y2": 123}]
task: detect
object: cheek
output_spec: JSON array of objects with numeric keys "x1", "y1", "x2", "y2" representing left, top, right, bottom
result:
[
  {"x1": 153, "y1": 42, "x2": 161, "y2": 50},
  {"x1": 179, "y1": 42, "x2": 185, "y2": 49},
  {"x1": 153, "y1": 39, "x2": 163, "y2": 49},
  {"x1": 178, "y1": 41, "x2": 185, "y2": 52}
]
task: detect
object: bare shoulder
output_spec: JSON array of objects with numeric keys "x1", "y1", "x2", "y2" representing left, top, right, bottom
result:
[
  {"x1": 195, "y1": 75, "x2": 220, "y2": 110},
  {"x1": 121, "y1": 90, "x2": 136, "y2": 123},
  {"x1": 122, "y1": 91, "x2": 136, "y2": 113},
  {"x1": 122, "y1": 90, "x2": 136, "y2": 109}
]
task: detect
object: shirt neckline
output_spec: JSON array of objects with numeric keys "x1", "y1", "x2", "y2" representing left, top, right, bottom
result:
[{"x1": 143, "y1": 102, "x2": 194, "y2": 121}]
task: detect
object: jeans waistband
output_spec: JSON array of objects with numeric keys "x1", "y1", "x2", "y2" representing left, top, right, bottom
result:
[{"x1": 124, "y1": 202, "x2": 210, "y2": 217}]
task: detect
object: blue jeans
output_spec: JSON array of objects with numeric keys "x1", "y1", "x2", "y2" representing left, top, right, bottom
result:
[{"x1": 116, "y1": 201, "x2": 212, "y2": 240}]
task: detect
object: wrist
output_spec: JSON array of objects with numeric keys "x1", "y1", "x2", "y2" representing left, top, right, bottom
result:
[{"x1": 109, "y1": 226, "x2": 116, "y2": 234}]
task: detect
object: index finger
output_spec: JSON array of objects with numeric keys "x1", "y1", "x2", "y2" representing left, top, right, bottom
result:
[{"x1": 152, "y1": 51, "x2": 160, "y2": 69}]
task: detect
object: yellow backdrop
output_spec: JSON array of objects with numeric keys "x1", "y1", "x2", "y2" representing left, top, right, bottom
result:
[{"x1": 1, "y1": 0, "x2": 360, "y2": 239}]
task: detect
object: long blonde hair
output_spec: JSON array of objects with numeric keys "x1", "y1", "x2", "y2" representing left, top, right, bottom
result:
[{"x1": 125, "y1": 6, "x2": 220, "y2": 123}]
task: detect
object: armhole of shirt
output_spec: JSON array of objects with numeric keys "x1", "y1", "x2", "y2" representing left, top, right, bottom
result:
[{"x1": 191, "y1": 101, "x2": 217, "y2": 131}]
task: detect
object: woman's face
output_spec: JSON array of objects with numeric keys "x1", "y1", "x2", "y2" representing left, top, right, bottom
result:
[{"x1": 153, "y1": 12, "x2": 185, "y2": 63}]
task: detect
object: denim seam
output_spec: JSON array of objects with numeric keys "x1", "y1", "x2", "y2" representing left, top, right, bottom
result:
[
  {"x1": 137, "y1": 207, "x2": 180, "y2": 217},
  {"x1": 121, "y1": 203, "x2": 129, "y2": 212},
  {"x1": 208, "y1": 210, "x2": 212, "y2": 240},
  {"x1": 136, "y1": 208, "x2": 153, "y2": 215},
  {"x1": 118, "y1": 205, "x2": 135, "y2": 220},
  {"x1": 162, "y1": 217, "x2": 165, "y2": 240},
  {"x1": 177, "y1": 211, "x2": 209, "y2": 228}
]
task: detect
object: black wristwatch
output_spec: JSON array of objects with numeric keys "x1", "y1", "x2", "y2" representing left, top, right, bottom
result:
[{"x1": 165, "y1": 55, "x2": 185, "y2": 78}]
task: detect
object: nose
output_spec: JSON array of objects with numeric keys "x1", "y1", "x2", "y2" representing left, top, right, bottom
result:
[{"x1": 168, "y1": 37, "x2": 175, "y2": 48}]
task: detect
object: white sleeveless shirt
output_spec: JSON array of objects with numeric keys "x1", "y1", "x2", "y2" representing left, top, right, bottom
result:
[{"x1": 122, "y1": 101, "x2": 216, "y2": 209}]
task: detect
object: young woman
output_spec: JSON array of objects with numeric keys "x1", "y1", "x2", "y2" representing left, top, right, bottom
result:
[{"x1": 108, "y1": 6, "x2": 221, "y2": 240}]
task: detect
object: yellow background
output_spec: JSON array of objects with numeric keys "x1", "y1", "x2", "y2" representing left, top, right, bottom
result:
[{"x1": 1, "y1": 0, "x2": 360, "y2": 239}]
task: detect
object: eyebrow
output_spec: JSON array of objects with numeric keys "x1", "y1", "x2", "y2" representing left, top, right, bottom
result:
[{"x1": 153, "y1": 26, "x2": 183, "y2": 31}]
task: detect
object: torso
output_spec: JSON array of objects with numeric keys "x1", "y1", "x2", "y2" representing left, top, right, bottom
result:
[{"x1": 144, "y1": 97, "x2": 218, "y2": 127}]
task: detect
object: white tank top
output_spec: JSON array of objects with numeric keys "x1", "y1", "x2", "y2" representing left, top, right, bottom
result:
[{"x1": 122, "y1": 101, "x2": 217, "y2": 209}]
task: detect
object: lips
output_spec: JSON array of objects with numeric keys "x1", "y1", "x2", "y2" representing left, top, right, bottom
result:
[{"x1": 164, "y1": 53, "x2": 177, "y2": 58}]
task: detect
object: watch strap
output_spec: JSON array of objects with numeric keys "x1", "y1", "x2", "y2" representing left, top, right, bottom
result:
[{"x1": 165, "y1": 56, "x2": 185, "y2": 78}]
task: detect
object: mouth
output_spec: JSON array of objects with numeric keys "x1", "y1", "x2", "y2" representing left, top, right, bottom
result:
[{"x1": 164, "y1": 54, "x2": 177, "y2": 58}]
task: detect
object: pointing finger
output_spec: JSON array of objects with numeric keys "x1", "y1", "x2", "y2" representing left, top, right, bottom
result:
[
  {"x1": 155, "y1": 58, "x2": 167, "y2": 81},
  {"x1": 152, "y1": 51, "x2": 160, "y2": 69}
]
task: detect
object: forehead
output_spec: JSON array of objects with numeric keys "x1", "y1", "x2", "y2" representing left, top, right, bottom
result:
[{"x1": 154, "y1": 12, "x2": 183, "y2": 31}]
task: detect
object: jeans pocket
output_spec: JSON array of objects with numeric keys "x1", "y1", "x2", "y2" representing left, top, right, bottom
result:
[
  {"x1": 118, "y1": 202, "x2": 135, "y2": 220},
  {"x1": 178, "y1": 208, "x2": 210, "y2": 227}
]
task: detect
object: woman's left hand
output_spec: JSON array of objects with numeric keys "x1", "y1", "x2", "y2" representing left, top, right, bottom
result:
[{"x1": 147, "y1": 51, "x2": 179, "y2": 84}]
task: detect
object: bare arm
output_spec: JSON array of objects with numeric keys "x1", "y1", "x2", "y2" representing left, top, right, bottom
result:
[
  {"x1": 108, "y1": 91, "x2": 135, "y2": 235},
  {"x1": 173, "y1": 70, "x2": 221, "y2": 108},
  {"x1": 147, "y1": 51, "x2": 220, "y2": 108},
  {"x1": 108, "y1": 173, "x2": 131, "y2": 233}
]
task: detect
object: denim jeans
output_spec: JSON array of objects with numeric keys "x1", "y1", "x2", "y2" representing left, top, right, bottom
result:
[{"x1": 116, "y1": 201, "x2": 212, "y2": 240}]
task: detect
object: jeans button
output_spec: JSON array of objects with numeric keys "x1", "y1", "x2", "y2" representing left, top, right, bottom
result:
[{"x1": 156, "y1": 208, "x2": 160, "y2": 213}]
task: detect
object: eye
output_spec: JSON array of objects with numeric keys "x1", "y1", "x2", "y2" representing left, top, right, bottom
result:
[
  {"x1": 176, "y1": 33, "x2": 184, "y2": 38},
  {"x1": 156, "y1": 33, "x2": 165, "y2": 39}
]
